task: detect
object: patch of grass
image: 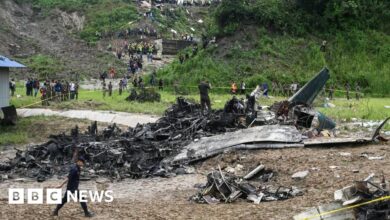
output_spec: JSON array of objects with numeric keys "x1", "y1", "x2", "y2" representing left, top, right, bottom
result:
[
  {"x1": 80, "y1": 1, "x2": 138, "y2": 43},
  {"x1": 17, "y1": 54, "x2": 65, "y2": 79},
  {"x1": 0, "y1": 116, "x2": 62, "y2": 146},
  {"x1": 318, "y1": 98, "x2": 390, "y2": 122},
  {"x1": 0, "y1": 115, "x2": 111, "y2": 147}
]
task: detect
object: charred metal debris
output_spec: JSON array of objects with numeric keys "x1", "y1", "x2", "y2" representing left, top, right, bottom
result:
[
  {"x1": 1, "y1": 97, "x2": 245, "y2": 181},
  {"x1": 294, "y1": 174, "x2": 390, "y2": 220},
  {"x1": 0, "y1": 68, "x2": 388, "y2": 183},
  {"x1": 126, "y1": 88, "x2": 161, "y2": 102},
  {"x1": 190, "y1": 165, "x2": 303, "y2": 204}
]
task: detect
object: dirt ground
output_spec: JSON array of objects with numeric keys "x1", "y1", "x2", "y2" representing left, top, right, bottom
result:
[{"x1": 0, "y1": 142, "x2": 389, "y2": 220}]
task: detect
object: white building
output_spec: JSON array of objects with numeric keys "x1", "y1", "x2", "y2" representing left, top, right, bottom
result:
[{"x1": 0, "y1": 55, "x2": 25, "y2": 108}]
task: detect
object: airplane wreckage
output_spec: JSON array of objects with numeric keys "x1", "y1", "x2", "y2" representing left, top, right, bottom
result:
[{"x1": 0, "y1": 68, "x2": 388, "y2": 183}]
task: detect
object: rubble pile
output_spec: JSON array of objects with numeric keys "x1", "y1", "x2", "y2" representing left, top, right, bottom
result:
[
  {"x1": 1, "y1": 97, "x2": 245, "y2": 181},
  {"x1": 191, "y1": 166, "x2": 302, "y2": 204},
  {"x1": 126, "y1": 88, "x2": 161, "y2": 102}
]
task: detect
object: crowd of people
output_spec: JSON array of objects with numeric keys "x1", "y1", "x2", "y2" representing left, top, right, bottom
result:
[
  {"x1": 109, "y1": 40, "x2": 156, "y2": 63},
  {"x1": 100, "y1": 73, "x2": 164, "y2": 99},
  {"x1": 153, "y1": 0, "x2": 222, "y2": 6},
  {"x1": 12, "y1": 75, "x2": 362, "y2": 109},
  {"x1": 22, "y1": 78, "x2": 79, "y2": 106}
]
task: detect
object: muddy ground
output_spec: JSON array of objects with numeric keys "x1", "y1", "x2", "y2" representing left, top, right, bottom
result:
[{"x1": 0, "y1": 142, "x2": 389, "y2": 220}]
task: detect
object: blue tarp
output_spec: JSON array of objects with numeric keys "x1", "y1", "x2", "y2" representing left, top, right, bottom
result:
[{"x1": 0, "y1": 55, "x2": 25, "y2": 68}]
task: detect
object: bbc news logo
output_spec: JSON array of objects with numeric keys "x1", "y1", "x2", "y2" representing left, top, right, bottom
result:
[{"x1": 9, "y1": 188, "x2": 114, "y2": 204}]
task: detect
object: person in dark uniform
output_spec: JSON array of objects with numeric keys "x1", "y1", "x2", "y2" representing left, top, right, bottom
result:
[
  {"x1": 108, "y1": 81, "x2": 113, "y2": 97},
  {"x1": 345, "y1": 82, "x2": 350, "y2": 100},
  {"x1": 355, "y1": 82, "x2": 360, "y2": 100},
  {"x1": 198, "y1": 80, "x2": 211, "y2": 115},
  {"x1": 328, "y1": 84, "x2": 334, "y2": 100},
  {"x1": 52, "y1": 157, "x2": 94, "y2": 217}
]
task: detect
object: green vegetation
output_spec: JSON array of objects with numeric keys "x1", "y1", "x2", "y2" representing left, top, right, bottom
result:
[
  {"x1": 0, "y1": 116, "x2": 61, "y2": 145},
  {"x1": 152, "y1": 7, "x2": 203, "y2": 39},
  {"x1": 80, "y1": 1, "x2": 138, "y2": 43},
  {"x1": 0, "y1": 116, "x2": 39, "y2": 146},
  {"x1": 212, "y1": 0, "x2": 389, "y2": 36},
  {"x1": 0, "y1": 116, "x2": 100, "y2": 146},
  {"x1": 159, "y1": 0, "x2": 390, "y2": 96},
  {"x1": 16, "y1": 0, "x2": 138, "y2": 43},
  {"x1": 18, "y1": 54, "x2": 65, "y2": 79},
  {"x1": 160, "y1": 28, "x2": 390, "y2": 95}
]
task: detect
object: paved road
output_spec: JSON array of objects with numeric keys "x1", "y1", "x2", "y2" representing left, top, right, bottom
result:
[{"x1": 17, "y1": 108, "x2": 159, "y2": 127}]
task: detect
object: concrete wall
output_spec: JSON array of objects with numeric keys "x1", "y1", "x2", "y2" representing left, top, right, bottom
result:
[{"x1": 0, "y1": 67, "x2": 10, "y2": 108}]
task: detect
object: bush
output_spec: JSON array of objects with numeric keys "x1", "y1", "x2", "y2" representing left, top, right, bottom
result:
[
  {"x1": 212, "y1": 0, "x2": 390, "y2": 36},
  {"x1": 20, "y1": 54, "x2": 64, "y2": 79}
]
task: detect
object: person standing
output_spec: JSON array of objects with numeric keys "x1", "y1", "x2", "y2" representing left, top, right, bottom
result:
[
  {"x1": 108, "y1": 81, "x2": 113, "y2": 97},
  {"x1": 231, "y1": 81, "x2": 237, "y2": 94},
  {"x1": 345, "y1": 82, "x2": 350, "y2": 100},
  {"x1": 52, "y1": 157, "x2": 94, "y2": 217},
  {"x1": 118, "y1": 80, "x2": 123, "y2": 95},
  {"x1": 198, "y1": 80, "x2": 211, "y2": 115},
  {"x1": 179, "y1": 54, "x2": 184, "y2": 64},
  {"x1": 262, "y1": 82, "x2": 269, "y2": 98},
  {"x1": 158, "y1": 79, "x2": 164, "y2": 90},
  {"x1": 320, "y1": 40, "x2": 327, "y2": 52},
  {"x1": 109, "y1": 67, "x2": 116, "y2": 79},
  {"x1": 25, "y1": 78, "x2": 30, "y2": 96},
  {"x1": 54, "y1": 81, "x2": 62, "y2": 102},
  {"x1": 69, "y1": 82, "x2": 76, "y2": 100},
  {"x1": 328, "y1": 84, "x2": 334, "y2": 100},
  {"x1": 355, "y1": 83, "x2": 360, "y2": 100},
  {"x1": 271, "y1": 81, "x2": 277, "y2": 96},
  {"x1": 75, "y1": 82, "x2": 79, "y2": 100},
  {"x1": 9, "y1": 79, "x2": 16, "y2": 96},
  {"x1": 150, "y1": 72, "x2": 156, "y2": 87},
  {"x1": 33, "y1": 78, "x2": 40, "y2": 97},
  {"x1": 102, "y1": 82, "x2": 107, "y2": 98},
  {"x1": 123, "y1": 77, "x2": 128, "y2": 89},
  {"x1": 50, "y1": 80, "x2": 56, "y2": 101},
  {"x1": 240, "y1": 81, "x2": 246, "y2": 94},
  {"x1": 40, "y1": 83, "x2": 49, "y2": 106}
]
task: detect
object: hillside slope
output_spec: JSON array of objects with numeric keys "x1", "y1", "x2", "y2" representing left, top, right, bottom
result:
[
  {"x1": 1, "y1": 0, "x2": 212, "y2": 79},
  {"x1": 159, "y1": 0, "x2": 390, "y2": 96},
  {"x1": 0, "y1": 0, "x2": 124, "y2": 79}
]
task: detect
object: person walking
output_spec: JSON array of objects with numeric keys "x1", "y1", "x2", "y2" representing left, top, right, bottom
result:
[
  {"x1": 52, "y1": 157, "x2": 94, "y2": 217},
  {"x1": 198, "y1": 80, "x2": 211, "y2": 115}
]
